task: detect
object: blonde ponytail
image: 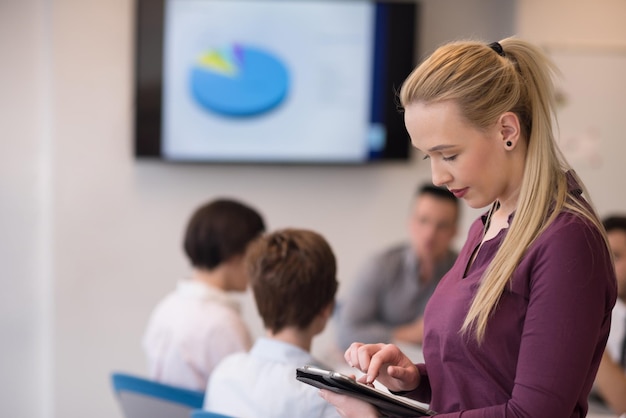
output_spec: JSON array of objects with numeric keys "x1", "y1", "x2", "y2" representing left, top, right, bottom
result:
[{"x1": 400, "y1": 38, "x2": 607, "y2": 343}]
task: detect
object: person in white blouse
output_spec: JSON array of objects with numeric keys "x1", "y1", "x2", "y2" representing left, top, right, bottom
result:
[
  {"x1": 204, "y1": 228, "x2": 340, "y2": 418},
  {"x1": 594, "y1": 215, "x2": 626, "y2": 415},
  {"x1": 142, "y1": 198, "x2": 265, "y2": 391}
]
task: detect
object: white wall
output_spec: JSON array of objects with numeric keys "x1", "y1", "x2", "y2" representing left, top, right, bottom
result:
[
  {"x1": 418, "y1": 0, "x2": 515, "y2": 58},
  {"x1": 0, "y1": 0, "x2": 52, "y2": 416},
  {"x1": 18, "y1": 1, "x2": 621, "y2": 417},
  {"x1": 516, "y1": 0, "x2": 626, "y2": 214}
]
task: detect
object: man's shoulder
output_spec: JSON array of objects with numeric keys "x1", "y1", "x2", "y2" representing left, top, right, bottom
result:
[
  {"x1": 214, "y1": 351, "x2": 249, "y2": 371},
  {"x1": 375, "y1": 243, "x2": 410, "y2": 261},
  {"x1": 354, "y1": 243, "x2": 410, "y2": 281},
  {"x1": 200, "y1": 303, "x2": 247, "y2": 333},
  {"x1": 144, "y1": 289, "x2": 183, "y2": 323},
  {"x1": 207, "y1": 351, "x2": 253, "y2": 392},
  {"x1": 353, "y1": 243, "x2": 407, "y2": 275}
]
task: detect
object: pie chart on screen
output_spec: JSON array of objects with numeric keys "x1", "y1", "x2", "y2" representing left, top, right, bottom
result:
[{"x1": 190, "y1": 44, "x2": 290, "y2": 117}]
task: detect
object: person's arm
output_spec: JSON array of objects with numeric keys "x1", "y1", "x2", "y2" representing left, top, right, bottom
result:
[
  {"x1": 336, "y1": 257, "x2": 395, "y2": 350},
  {"x1": 392, "y1": 252, "x2": 457, "y2": 345},
  {"x1": 392, "y1": 316, "x2": 424, "y2": 345},
  {"x1": 595, "y1": 350, "x2": 626, "y2": 414}
]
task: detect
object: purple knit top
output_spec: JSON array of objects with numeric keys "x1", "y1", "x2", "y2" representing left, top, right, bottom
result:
[{"x1": 405, "y1": 178, "x2": 617, "y2": 417}]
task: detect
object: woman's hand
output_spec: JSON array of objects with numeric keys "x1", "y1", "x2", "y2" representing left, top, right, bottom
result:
[
  {"x1": 319, "y1": 389, "x2": 379, "y2": 417},
  {"x1": 344, "y1": 342, "x2": 420, "y2": 392}
]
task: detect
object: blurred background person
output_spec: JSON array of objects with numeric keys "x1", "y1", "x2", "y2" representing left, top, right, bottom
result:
[
  {"x1": 142, "y1": 198, "x2": 265, "y2": 391},
  {"x1": 336, "y1": 184, "x2": 459, "y2": 350},
  {"x1": 593, "y1": 215, "x2": 626, "y2": 415},
  {"x1": 204, "y1": 228, "x2": 340, "y2": 418}
]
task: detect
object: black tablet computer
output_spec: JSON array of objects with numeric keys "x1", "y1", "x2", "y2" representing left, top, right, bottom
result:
[{"x1": 296, "y1": 365, "x2": 436, "y2": 417}]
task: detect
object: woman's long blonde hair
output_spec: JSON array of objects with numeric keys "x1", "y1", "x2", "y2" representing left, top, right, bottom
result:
[{"x1": 399, "y1": 38, "x2": 606, "y2": 343}]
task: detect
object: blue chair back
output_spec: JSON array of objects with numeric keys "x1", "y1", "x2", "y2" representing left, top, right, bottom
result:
[
  {"x1": 190, "y1": 409, "x2": 235, "y2": 418},
  {"x1": 111, "y1": 372, "x2": 204, "y2": 418}
]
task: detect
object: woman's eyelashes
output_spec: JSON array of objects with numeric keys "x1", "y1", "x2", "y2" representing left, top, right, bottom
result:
[{"x1": 421, "y1": 154, "x2": 457, "y2": 162}]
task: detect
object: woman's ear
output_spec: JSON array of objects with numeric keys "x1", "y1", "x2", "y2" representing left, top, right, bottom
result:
[{"x1": 499, "y1": 112, "x2": 521, "y2": 150}]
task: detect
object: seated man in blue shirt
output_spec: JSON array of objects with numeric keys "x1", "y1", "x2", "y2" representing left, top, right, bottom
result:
[
  {"x1": 204, "y1": 228, "x2": 340, "y2": 418},
  {"x1": 336, "y1": 184, "x2": 459, "y2": 350}
]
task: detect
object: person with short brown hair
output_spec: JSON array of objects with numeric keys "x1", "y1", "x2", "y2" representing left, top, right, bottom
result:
[
  {"x1": 143, "y1": 198, "x2": 265, "y2": 391},
  {"x1": 204, "y1": 228, "x2": 340, "y2": 418}
]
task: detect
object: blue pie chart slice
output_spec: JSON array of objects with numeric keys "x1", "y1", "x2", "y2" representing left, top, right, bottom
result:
[{"x1": 190, "y1": 45, "x2": 290, "y2": 117}]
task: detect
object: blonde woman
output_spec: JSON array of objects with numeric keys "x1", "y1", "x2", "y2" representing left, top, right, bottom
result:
[{"x1": 322, "y1": 38, "x2": 616, "y2": 417}]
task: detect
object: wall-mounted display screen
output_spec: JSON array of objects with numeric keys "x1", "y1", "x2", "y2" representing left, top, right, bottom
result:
[{"x1": 134, "y1": 0, "x2": 418, "y2": 164}]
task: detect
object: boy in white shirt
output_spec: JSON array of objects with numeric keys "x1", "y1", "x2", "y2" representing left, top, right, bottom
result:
[
  {"x1": 143, "y1": 199, "x2": 265, "y2": 391},
  {"x1": 204, "y1": 228, "x2": 340, "y2": 418}
]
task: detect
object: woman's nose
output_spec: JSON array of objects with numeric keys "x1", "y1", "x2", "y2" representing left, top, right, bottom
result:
[{"x1": 430, "y1": 160, "x2": 452, "y2": 187}]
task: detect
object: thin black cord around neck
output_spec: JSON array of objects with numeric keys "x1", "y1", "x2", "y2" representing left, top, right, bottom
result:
[{"x1": 482, "y1": 201, "x2": 501, "y2": 239}]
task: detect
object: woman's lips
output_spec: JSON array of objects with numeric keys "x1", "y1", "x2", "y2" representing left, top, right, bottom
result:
[{"x1": 450, "y1": 187, "x2": 468, "y2": 198}]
